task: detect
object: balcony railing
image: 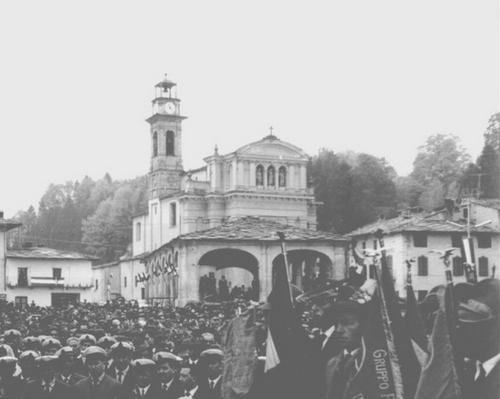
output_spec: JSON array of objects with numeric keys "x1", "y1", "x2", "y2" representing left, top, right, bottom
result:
[{"x1": 7, "y1": 277, "x2": 94, "y2": 289}]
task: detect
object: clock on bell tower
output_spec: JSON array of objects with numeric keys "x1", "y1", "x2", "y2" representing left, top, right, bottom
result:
[{"x1": 146, "y1": 74, "x2": 187, "y2": 199}]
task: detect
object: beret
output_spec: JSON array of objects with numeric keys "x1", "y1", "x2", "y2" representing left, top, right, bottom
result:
[
  {"x1": 56, "y1": 346, "x2": 75, "y2": 357},
  {"x1": 0, "y1": 356, "x2": 18, "y2": 367},
  {"x1": 4, "y1": 329, "x2": 21, "y2": 338},
  {"x1": 97, "y1": 336, "x2": 117, "y2": 347},
  {"x1": 23, "y1": 336, "x2": 40, "y2": 345},
  {"x1": 36, "y1": 356, "x2": 58, "y2": 367},
  {"x1": 110, "y1": 341, "x2": 134, "y2": 355},
  {"x1": 152, "y1": 351, "x2": 182, "y2": 364},
  {"x1": 19, "y1": 351, "x2": 40, "y2": 361},
  {"x1": 201, "y1": 332, "x2": 215, "y2": 341},
  {"x1": 66, "y1": 337, "x2": 79, "y2": 346},
  {"x1": 131, "y1": 358, "x2": 156, "y2": 369},
  {"x1": 82, "y1": 346, "x2": 107, "y2": 361},
  {"x1": 199, "y1": 348, "x2": 223, "y2": 358},
  {"x1": 79, "y1": 334, "x2": 96, "y2": 344},
  {"x1": 42, "y1": 338, "x2": 61, "y2": 348}
]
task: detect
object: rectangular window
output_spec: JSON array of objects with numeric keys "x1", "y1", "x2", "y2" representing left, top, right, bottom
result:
[
  {"x1": 17, "y1": 268, "x2": 28, "y2": 287},
  {"x1": 477, "y1": 234, "x2": 492, "y2": 248},
  {"x1": 152, "y1": 204, "x2": 158, "y2": 215},
  {"x1": 417, "y1": 291, "x2": 428, "y2": 302},
  {"x1": 124, "y1": 277, "x2": 127, "y2": 288},
  {"x1": 452, "y1": 257, "x2": 464, "y2": 276},
  {"x1": 170, "y1": 203, "x2": 177, "y2": 227},
  {"x1": 53, "y1": 268, "x2": 62, "y2": 280},
  {"x1": 15, "y1": 296, "x2": 28, "y2": 309},
  {"x1": 95, "y1": 279, "x2": 99, "y2": 290},
  {"x1": 413, "y1": 233, "x2": 428, "y2": 248},
  {"x1": 417, "y1": 257, "x2": 428, "y2": 276},
  {"x1": 135, "y1": 222, "x2": 141, "y2": 242},
  {"x1": 451, "y1": 234, "x2": 462, "y2": 248},
  {"x1": 373, "y1": 240, "x2": 378, "y2": 250},
  {"x1": 478, "y1": 257, "x2": 489, "y2": 277},
  {"x1": 141, "y1": 287, "x2": 146, "y2": 300}
]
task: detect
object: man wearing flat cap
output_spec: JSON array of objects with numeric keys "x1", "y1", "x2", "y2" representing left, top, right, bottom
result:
[
  {"x1": 3, "y1": 330, "x2": 22, "y2": 357},
  {"x1": 74, "y1": 346, "x2": 121, "y2": 399},
  {"x1": 177, "y1": 364, "x2": 201, "y2": 399},
  {"x1": 0, "y1": 356, "x2": 24, "y2": 399},
  {"x1": 23, "y1": 356, "x2": 73, "y2": 399},
  {"x1": 107, "y1": 342, "x2": 134, "y2": 387},
  {"x1": 19, "y1": 350, "x2": 39, "y2": 383},
  {"x1": 120, "y1": 359, "x2": 156, "y2": 399},
  {"x1": 55, "y1": 346, "x2": 85, "y2": 386},
  {"x1": 197, "y1": 349, "x2": 223, "y2": 399},
  {"x1": 152, "y1": 352, "x2": 183, "y2": 398},
  {"x1": 41, "y1": 338, "x2": 62, "y2": 356}
]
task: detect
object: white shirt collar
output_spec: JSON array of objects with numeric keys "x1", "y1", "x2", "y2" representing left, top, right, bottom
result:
[
  {"x1": 476, "y1": 353, "x2": 500, "y2": 380},
  {"x1": 162, "y1": 378, "x2": 174, "y2": 390},
  {"x1": 189, "y1": 386, "x2": 199, "y2": 396},
  {"x1": 137, "y1": 384, "x2": 151, "y2": 395},
  {"x1": 321, "y1": 325, "x2": 336, "y2": 348},
  {"x1": 208, "y1": 375, "x2": 221, "y2": 386}
]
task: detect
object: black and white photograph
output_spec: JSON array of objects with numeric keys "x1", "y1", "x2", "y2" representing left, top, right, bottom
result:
[{"x1": 0, "y1": 1, "x2": 499, "y2": 398}]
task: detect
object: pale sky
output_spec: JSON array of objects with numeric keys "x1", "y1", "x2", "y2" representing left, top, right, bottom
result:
[{"x1": 1, "y1": 0, "x2": 498, "y2": 217}]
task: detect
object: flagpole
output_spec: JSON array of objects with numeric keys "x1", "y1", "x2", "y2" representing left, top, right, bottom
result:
[{"x1": 277, "y1": 231, "x2": 293, "y2": 305}]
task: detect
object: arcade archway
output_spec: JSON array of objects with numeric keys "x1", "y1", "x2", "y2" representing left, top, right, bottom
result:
[
  {"x1": 198, "y1": 248, "x2": 259, "y2": 301},
  {"x1": 272, "y1": 249, "x2": 332, "y2": 293}
]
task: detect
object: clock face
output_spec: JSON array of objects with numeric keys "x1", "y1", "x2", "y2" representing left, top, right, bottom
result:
[{"x1": 165, "y1": 102, "x2": 176, "y2": 114}]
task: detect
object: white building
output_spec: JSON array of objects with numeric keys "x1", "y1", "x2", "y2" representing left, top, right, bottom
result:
[
  {"x1": 1, "y1": 215, "x2": 97, "y2": 307},
  {"x1": 115, "y1": 75, "x2": 348, "y2": 306},
  {"x1": 348, "y1": 199, "x2": 500, "y2": 301}
]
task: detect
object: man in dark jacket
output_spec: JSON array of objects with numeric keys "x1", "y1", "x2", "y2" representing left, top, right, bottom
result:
[
  {"x1": 119, "y1": 359, "x2": 157, "y2": 399},
  {"x1": 55, "y1": 347, "x2": 85, "y2": 386},
  {"x1": 0, "y1": 356, "x2": 24, "y2": 399},
  {"x1": 23, "y1": 356, "x2": 74, "y2": 399},
  {"x1": 106, "y1": 342, "x2": 133, "y2": 387},
  {"x1": 74, "y1": 346, "x2": 121, "y2": 399},
  {"x1": 152, "y1": 352, "x2": 183, "y2": 399},
  {"x1": 196, "y1": 349, "x2": 223, "y2": 399}
]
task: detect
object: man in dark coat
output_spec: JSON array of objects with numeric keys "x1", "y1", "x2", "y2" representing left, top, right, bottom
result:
[
  {"x1": 55, "y1": 347, "x2": 85, "y2": 386},
  {"x1": 0, "y1": 356, "x2": 25, "y2": 399},
  {"x1": 196, "y1": 349, "x2": 223, "y2": 399},
  {"x1": 23, "y1": 356, "x2": 74, "y2": 399},
  {"x1": 152, "y1": 352, "x2": 183, "y2": 399},
  {"x1": 74, "y1": 346, "x2": 121, "y2": 399},
  {"x1": 177, "y1": 365, "x2": 201, "y2": 399},
  {"x1": 106, "y1": 342, "x2": 133, "y2": 388},
  {"x1": 119, "y1": 359, "x2": 157, "y2": 399}
]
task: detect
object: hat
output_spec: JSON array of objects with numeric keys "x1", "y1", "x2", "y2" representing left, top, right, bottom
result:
[
  {"x1": 199, "y1": 348, "x2": 223, "y2": 360},
  {"x1": 36, "y1": 356, "x2": 58, "y2": 368},
  {"x1": 110, "y1": 341, "x2": 134, "y2": 356},
  {"x1": 130, "y1": 358, "x2": 156, "y2": 370},
  {"x1": 66, "y1": 337, "x2": 79, "y2": 346},
  {"x1": 56, "y1": 346, "x2": 75, "y2": 358},
  {"x1": 457, "y1": 279, "x2": 500, "y2": 323},
  {"x1": 79, "y1": 334, "x2": 96, "y2": 345},
  {"x1": 19, "y1": 351, "x2": 40, "y2": 361},
  {"x1": 0, "y1": 344, "x2": 15, "y2": 357},
  {"x1": 152, "y1": 352, "x2": 182, "y2": 365},
  {"x1": 22, "y1": 336, "x2": 40, "y2": 346},
  {"x1": 0, "y1": 356, "x2": 18, "y2": 374},
  {"x1": 82, "y1": 346, "x2": 107, "y2": 362},
  {"x1": 4, "y1": 329, "x2": 21, "y2": 339},
  {"x1": 97, "y1": 336, "x2": 117, "y2": 348},
  {"x1": 42, "y1": 338, "x2": 61, "y2": 350},
  {"x1": 201, "y1": 332, "x2": 215, "y2": 342}
]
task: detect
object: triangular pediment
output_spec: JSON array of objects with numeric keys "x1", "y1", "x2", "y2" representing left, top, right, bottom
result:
[{"x1": 235, "y1": 136, "x2": 309, "y2": 160}]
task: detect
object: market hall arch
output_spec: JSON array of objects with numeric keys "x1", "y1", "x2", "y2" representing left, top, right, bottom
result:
[
  {"x1": 197, "y1": 248, "x2": 259, "y2": 301},
  {"x1": 272, "y1": 249, "x2": 333, "y2": 293}
]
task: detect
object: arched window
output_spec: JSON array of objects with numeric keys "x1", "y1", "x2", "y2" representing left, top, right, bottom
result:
[
  {"x1": 166, "y1": 131, "x2": 175, "y2": 156},
  {"x1": 278, "y1": 166, "x2": 287, "y2": 187},
  {"x1": 478, "y1": 256, "x2": 489, "y2": 277},
  {"x1": 417, "y1": 256, "x2": 428, "y2": 276},
  {"x1": 174, "y1": 252, "x2": 179, "y2": 268},
  {"x1": 152, "y1": 132, "x2": 158, "y2": 157},
  {"x1": 452, "y1": 256, "x2": 464, "y2": 276},
  {"x1": 256, "y1": 165, "x2": 264, "y2": 186},
  {"x1": 135, "y1": 222, "x2": 141, "y2": 241},
  {"x1": 267, "y1": 166, "x2": 276, "y2": 186}
]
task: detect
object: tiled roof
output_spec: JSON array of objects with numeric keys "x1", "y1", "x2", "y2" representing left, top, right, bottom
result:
[
  {"x1": 174, "y1": 216, "x2": 347, "y2": 242},
  {"x1": 471, "y1": 198, "x2": 500, "y2": 210},
  {"x1": 348, "y1": 214, "x2": 500, "y2": 236},
  {"x1": 7, "y1": 247, "x2": 97, "y2": 260},
  {"x1": 0, "y1": 219, "x2": 21, "y2": 232}
]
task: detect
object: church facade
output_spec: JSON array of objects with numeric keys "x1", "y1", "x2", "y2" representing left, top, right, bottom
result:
[{"x1": 130, "y1": 76, "x2": 348, "y2": 306}]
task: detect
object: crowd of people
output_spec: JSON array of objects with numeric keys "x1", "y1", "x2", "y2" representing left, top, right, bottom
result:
[{"x1": 198, "y1": 273, "x2": 258, "y2": 302}]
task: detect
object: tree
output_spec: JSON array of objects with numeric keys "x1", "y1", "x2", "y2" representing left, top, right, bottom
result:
[
  {"x1": 477, "y1": 144, "x2": 500, "y2": 198},
  {"x1": 411, "y1": 134, "x2": 470, "y2": 197},
  {"x1": 484, "y1": 112, "x2": 500, "y2": 153}
]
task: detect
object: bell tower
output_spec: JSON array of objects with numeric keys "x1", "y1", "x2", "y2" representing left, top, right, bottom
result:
[{"x1": 147, "y1": 74, "x2": 186, "y2": 199}]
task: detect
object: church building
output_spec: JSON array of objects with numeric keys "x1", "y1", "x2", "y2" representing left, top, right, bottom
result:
[{"x1": 130, "y1": 75, "x2": 348, "y2": 306}]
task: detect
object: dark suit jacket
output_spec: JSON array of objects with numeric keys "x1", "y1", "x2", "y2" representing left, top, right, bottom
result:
[
  {"x1": 107, "y1": 366, "x2": 134, "y2": 389},
  {"x1": 463, "y1": 360, "x2": 500, "y2": 399},
  {"x1": 119, "y1": 381, "x2": 182, "y2": 399},
  {"x1": 56, "y1": 373, "x2": 85, "y2": 386},
  {"x1": 0, "y1": 376, "x2": 25, "y2": 399},
  {"x1": 23, "y1": 379, "x2": 74, "y2": 399},
  {"x1": 325, "y1": 349, "x2": 362, "y2": 399},
  {"x1": 197, "y1": 377, "x2": 222, "y2": 399},
  {"x1": 75, "y1": 375, "x2": 121, "y2": 399}
]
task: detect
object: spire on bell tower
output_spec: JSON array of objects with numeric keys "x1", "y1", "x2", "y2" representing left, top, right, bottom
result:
[{"x1": 147, "y1": 74, "x2": 187, "y2": 199}]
